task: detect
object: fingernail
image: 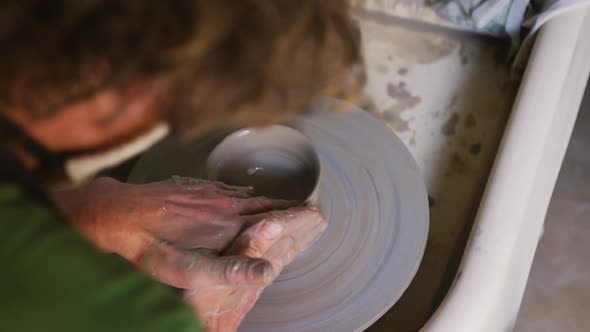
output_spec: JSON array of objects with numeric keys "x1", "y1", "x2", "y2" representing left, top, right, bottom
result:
[
  {"x1": 252, "y1": 261, "x2": 275, "y2": 283},
  {"x1": 261, "y1": 222, "x2": 283, "y2": 239}
]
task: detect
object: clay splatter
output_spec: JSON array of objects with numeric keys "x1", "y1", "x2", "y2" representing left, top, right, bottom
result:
[
  {"x1": 441, "y1": 113, "x2": 460, "y2": 136},
  {"x1": 469, "y1": 143, "x2": 482, "y2": 155},
  {"x1": 383, "y1": 110, "x2": 410, "y2": 132},
  {"x1": 450, "y1": 153, "x2": 467, "y2": 174},
  {"x1": 398, "y1": 67, "x2": 408, "y2": 75},
  {"x1": 465, "y1": 113, "x2": 477, "y2": 128},
  {"x1": 384, "y1": 95, "x2": 422, "y2": 132},
  {"x1": 387, "y1": 82, "x2": 412, "y2": 99},
  {"x1": 458, "y1": 136, "x2": 468, "y2": 148},
  {"x1": 458, "y1": 43, "x2": 469, "y2": 66},
  {"x1": 461, "y1": 55, "x2": 469, "y2": 65},
  {"x1": 360, "y1": 20, "x2": 459, "y2": 65},
  {"x1": 357, "y1": 95, "x2": 380, "y2": 116},
  {"x1": 449, "y1": 95, "x2": 458, "y2": 109},
  {"x1": 376, "y1": 64, "x2": 389, "y2": 74},
  {"x1": 383, "y1": 80, "x2": 422, "y2": 132}
]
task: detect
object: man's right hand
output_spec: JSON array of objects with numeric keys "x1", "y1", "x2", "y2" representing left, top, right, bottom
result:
[{"x1": 184, "y1": 206, "x2": 327, "y2": 332}]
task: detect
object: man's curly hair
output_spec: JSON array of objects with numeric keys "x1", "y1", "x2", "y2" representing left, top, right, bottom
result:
[{"x1": 0, "y1": 0, "x2": 364, "y2": 136}]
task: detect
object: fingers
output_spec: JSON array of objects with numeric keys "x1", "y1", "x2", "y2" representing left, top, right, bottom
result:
[
  {"x1": 241, "y1": 205, "x2": 324, "y2": 237},
  {"x1": 168, "y1": 176, "x2": 298, "y2": 215},
  {"x1": 137, "y1": 241, "x2": 275, "y2": 289},
  {"x1": 225, "y1": 206, "x2": 327, "y2": 267},
  {"x1": 263, "y1": 214, "x2": 327, "y2": 272},
  {"x1": 170, "y1": 176, "x2": 254, "y2": 194},
  {"x1": 216, "y1": 183, "x2": 255, "y2": 193},
  {"x1": 213, "y1": 189, "x2": 252, "y2": 198},
  {"x1": 224, "y1": 219, "x2": 284, "y2": 258},
  {"x1": 234, "y1": 196, "x2": 299, "y2": 215},
  {"x1": 184, "y1": 287, "x2": 263, "y2": 332}
]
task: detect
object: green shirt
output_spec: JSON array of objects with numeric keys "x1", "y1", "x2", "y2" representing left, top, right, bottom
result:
[{"x1": 0, "y1": 176, "x2": 202, "y2": 331}]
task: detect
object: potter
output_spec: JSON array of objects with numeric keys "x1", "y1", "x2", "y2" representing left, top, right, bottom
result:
[{"x1": 0, "y1": 2, "x2": 361, "y2": 332}]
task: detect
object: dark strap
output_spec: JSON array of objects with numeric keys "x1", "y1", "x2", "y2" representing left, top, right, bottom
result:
[
  {"x1": 0, "y1": 114, "x2": 65, "y2": 173},
  {"x1": 0, "y1": 149, "x2": 54, "y2": 209}
]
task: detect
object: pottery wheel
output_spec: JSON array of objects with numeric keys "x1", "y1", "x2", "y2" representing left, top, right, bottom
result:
[{"x1": 128, "y1": 102, "x2": 429, "y2": 332}]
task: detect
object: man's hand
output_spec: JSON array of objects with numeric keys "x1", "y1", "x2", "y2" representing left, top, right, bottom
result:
[
  {"x1": 51, "y1": 176, "x2": 298, "y2": 289},
  {"x1": 184, "y1": 206, "x2": 327, "y2": 332}
]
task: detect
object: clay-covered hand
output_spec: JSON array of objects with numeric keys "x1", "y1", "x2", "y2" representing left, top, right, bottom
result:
[
  {"x1": 51, "y1": 176, "x2": 297, "y2": 289},
  {"x1": 184, "y1": 205, "x2": 327, "y2": 332}
]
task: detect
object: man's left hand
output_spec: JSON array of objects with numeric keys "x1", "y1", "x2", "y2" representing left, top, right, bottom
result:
[{"x1": 51, "y1": 176, "x2": 298, "y2": 289}]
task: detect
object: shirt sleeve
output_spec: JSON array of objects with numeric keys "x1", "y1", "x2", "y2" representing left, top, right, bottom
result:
[{"x1": 0, "y1": 183, "x2": 203, "y2": 332}]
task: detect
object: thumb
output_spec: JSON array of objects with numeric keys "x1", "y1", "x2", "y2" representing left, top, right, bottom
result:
[
  {"x1": 200, "y1": 254, "x2": 276, "y2": 287},
  {"x1": 138, "y1": 241, "x2": 275, "y2": 289}
]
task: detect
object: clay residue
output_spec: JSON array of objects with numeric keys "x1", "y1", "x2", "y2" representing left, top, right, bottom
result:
[
  {"x1": 397, "y1": 67, "x2": 408, "y2": 75},
  {"x1": 383, "y1": 110, "x2": 410, "y2": 132},
  {"x1": 441, "y1": 113, "x2": 460, "y2": 136},
  {"x1": 361, "y1": 21, "x2": 459, "y2": 65},
  {"x1": 457, "y1": 136, "x2": 468, "y2": 149},
  {"x1": 421, "y1": 37, "x2": 458, "y2": 64},
  {"x1": 450, "y1": 153, "x2": 467, "y2": 174},
  {"x1": 171, "y1": 175, "x2": 199, "y2": 189},
  {"x1": 383, "y1": 81, "x2": 421, "y2": 132},
  {"x1": 384, "y1": 95, "x2": 422, "y2": 132},
  {"x1": 449, "y1": 95, "x2": 458, "y2": 109},
  {"x1": 428, "y1": 195, "x2": 435, "y2": 208},
  {"x1": 357, "y1": 95, "x2": 380, "y2": 116},
  {"x1": 358, "y1": 93, "x2": 419, "y2": 134},
  {"x1": 409, "y1": 137, "x2": 416, "y2": 146},
  {"x1": 469, "y1": 143, "x2": 482, "y2": 155},
  {"x1": 465, "y1": 113, "x2": 477, "y2": 128},
  {"x1": 461, "y1": 55, "x2": 469, "y2": 65},
  {"x1": 376, "y1": 63, "x2": 389, "y2": 74},
  {"x1": 459, "y1": 43, "x2": 469, "y2": 66},
  {"x1": 387, "y1": 82, "x2": 412, "y2": 99}
]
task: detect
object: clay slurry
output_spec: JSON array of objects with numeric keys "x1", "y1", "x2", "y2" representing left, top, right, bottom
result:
[{"x1": 214, "y1": 148, "x2": 318, "y2": 202}]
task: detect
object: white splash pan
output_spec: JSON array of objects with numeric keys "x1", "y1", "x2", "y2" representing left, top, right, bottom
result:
[{"x1": 422, "y1": 7, "x2": 590, "y2": 332}]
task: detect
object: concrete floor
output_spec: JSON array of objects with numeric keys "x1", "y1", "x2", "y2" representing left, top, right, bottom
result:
[{"x1": 513, "y1": 79, "x2": 590, "y2": 332}]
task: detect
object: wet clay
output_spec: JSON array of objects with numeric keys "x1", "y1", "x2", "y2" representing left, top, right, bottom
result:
[
  {"x1": 212, "y1": 149, "x2": 318, "y2": 202},
  {"x1": 205, "y1": 126, "x2": 320, "y2": 203}
]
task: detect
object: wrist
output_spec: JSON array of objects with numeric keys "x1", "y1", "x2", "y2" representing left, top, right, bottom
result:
[{"x1": 50, "y1": 177, "x2": 120, "y2": 250}]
